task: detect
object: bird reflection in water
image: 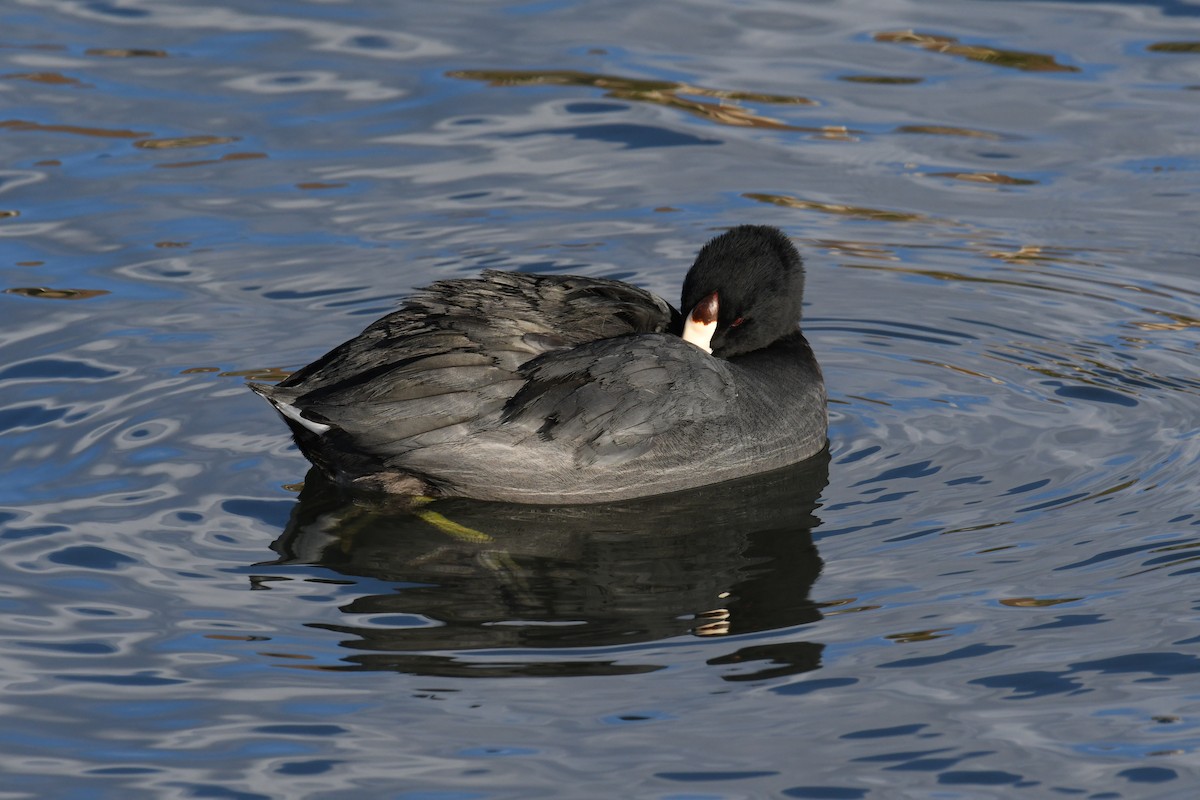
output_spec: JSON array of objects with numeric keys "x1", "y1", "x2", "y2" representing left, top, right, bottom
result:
[{"x1": 261, "y1": 450, "x2": 829, "y2": 679}]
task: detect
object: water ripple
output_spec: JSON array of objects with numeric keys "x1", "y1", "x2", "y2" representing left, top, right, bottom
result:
[{"x1": 2, "y1": 0, "x2": 1200, "y2": 796}]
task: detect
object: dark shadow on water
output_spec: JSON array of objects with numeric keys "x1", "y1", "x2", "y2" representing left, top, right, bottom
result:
[{"x1": 262, "y1": 452, "x2": 830, "y2": 677}]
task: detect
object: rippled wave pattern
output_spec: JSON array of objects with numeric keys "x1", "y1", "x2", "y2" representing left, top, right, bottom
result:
[{"x1": 1, "y1": 0, "x2": 1198, "y2": 797}]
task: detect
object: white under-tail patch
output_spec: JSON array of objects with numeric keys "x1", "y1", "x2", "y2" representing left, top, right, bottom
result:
[
  {"x1": 682, "y1": 290, "x2": 719, "y2": 354},
  {"x1": 273, "y1": 399, "x2": 331, "y2": 435}
]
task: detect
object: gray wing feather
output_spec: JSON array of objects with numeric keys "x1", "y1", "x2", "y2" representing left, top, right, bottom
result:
[
  {"x1": 263, "y1": 271, "x2": 677, "y2": 457},
  {"x1": 501, "y1": 334, "x2": 734, "y2": 467}
]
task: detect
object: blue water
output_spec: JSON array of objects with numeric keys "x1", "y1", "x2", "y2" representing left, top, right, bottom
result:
[{"x1": 2, "y1": 0, "x2": 1199, "y2": 797}]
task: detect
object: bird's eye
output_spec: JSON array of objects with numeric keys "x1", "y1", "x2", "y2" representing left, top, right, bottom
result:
[{"x1": 730, "y1": 316, "x2": 745, "y2": 328}]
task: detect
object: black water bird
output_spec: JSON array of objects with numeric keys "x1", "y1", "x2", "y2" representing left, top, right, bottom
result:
[{"x1": 250, "y1": 225, "x2": 826, "y2": 503}]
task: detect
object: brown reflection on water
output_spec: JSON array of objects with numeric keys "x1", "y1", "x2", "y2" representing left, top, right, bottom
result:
[
  {"x1": 928, "y1": 171, "x2": 1037, "y2": 186},
  {"x1": 85, "y1": 48, "x2": 168, "y2": 58},
  {"x1": 451, "y1": 68, "x2": 814, "y2": 104},
  {"x1": 839, "y1": 75, "x2": 923, "y2": 85},
  {"x1": 1130, "y1": 311, "x2": 1200, "y2": 332},
  {"x1": 812, "y1": 240, "x2": 901, "y2": 261},
  {"x1": 448, "y1": 68, "x2": 830, "y2": 132},
  {"x1": 296, "y1": 182, "x2": 348, "y2": 191},
  {"x1": 987, "y1": 245, "x2": 1107, "y2": 267},
  {"x1": 887, "y1": 628, "x2": 952, "y2": 643},
  {"x1": 0, "y1": 43, "x2": 66, "y2": 52},
  {"x1": 1147, "y1": 41, "x2": 1200, "y2": 53},
  {"x1": 813, "y1": 125, "x2": 859, "y2": 141},
  {"x1": 875, "y1": 31, "x2": 1080, "y2": 73},
  {"x1": 744, "y1": 192, "x2": 937, "y2": 223},
  {"x1": 134, "y1": 135, "x2": 239, "y2": 150},
  {"x1": 999, "y1": 597, "x2": 1083, "y2": 607},
  {"x1": 897, "y1": 125, "x2": 1006, "y2": 140},
  {"x1": 0, "y1": 119, "x2": 150, "y2": 138},
  {"x1": 5, "y1": 286, "x2": 110, "y2": 300},
  {"x1": 823, "y1": 603, "x2": 882, "y2": 616},
  {"x1": 154, "y1": 152, "x2": 268, "y2": 169},
  {"x1": 184, "y1": 366, "x2": 297, "y2": 382},
  {"x1": 218, "y1": 367, "x2": 292, "y2": 383},
  {"x1": 190, "y1": 366, "x2": 293, "y2": 381},
  {"x1": 911, "y1": 359, "x2": 1004, "y2": 386},
  {"x1": 1, "y1": 72, "x2": 91, "y2": 88}
]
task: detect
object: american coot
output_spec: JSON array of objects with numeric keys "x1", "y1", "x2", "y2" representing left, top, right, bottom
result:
[{"x1": 250, "y1": 224, "x2": 827, "y2": 504}]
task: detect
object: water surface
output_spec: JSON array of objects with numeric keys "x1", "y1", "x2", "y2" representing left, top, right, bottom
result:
[{"x1": 2, "y1": 0, "x2": 1199, "y2": 797}]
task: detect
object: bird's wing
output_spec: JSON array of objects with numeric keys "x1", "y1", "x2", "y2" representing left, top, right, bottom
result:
[
  {"x1": 499, "y1": 333, "x2": 735, "y2": 467},
  {"x1": 258, "y1": 271, "x2": 677, "y2": 452}
]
